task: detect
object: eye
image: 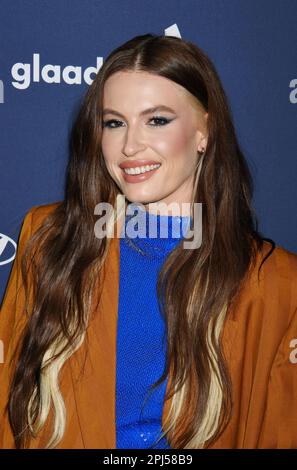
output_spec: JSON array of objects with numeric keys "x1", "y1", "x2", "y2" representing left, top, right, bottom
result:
[
  {"x1": 102, "y1": 116, "x2": 173, "y2": 129},
  {"x1": 102, "y1": 119, "x2": 123, "y2": 129},
  {"x1": 148, "y1": 116, "x2": 171, "y2": 126}
]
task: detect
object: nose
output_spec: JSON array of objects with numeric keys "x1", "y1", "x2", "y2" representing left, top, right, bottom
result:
[{"x1": 122, "y1": 123, "x2": 146, "y2": 157}]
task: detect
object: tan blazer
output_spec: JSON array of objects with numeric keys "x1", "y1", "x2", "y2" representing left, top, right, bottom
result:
[{"x1": 0, "y1": 202, "x2": 297, "y2": 449}]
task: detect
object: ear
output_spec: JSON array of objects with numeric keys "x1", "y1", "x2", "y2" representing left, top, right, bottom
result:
[
  {"x1": 197, "y1": 138, "x2": 207, "y2": 154},
  {"x1": 197, "y1": 112, "x2": 208, "y2": 152}
]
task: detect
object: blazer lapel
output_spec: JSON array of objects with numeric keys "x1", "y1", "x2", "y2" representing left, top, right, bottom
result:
[
  {"x1": 66, "y1": 234, "x2": 120, "y2": 448},
  {"x1": 161, "y1": 303, "x2": 239, "y2": 448}
]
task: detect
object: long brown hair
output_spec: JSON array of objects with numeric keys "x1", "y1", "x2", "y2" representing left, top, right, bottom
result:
[{"x1": 8, "y1": 33, "x2": 274, "y2": 448}]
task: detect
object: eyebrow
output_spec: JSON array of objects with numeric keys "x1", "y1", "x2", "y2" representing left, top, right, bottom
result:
[{"x1": 102, "y1": 105, "x2": 176, "y2": 118}]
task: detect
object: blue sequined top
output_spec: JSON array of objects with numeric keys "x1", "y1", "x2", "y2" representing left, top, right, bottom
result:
[{"x1": 116, "y1": 203, "x2": 191, "y2": 449}]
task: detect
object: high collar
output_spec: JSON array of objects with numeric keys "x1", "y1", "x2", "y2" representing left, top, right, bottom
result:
[{"x1": 120, "y1": 202, "x2": 192, "y2": 259}]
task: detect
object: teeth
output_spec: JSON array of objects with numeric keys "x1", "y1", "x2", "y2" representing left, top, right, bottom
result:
[{"x1": 123, "y1": 164, "x2": 161, "y2": 175}]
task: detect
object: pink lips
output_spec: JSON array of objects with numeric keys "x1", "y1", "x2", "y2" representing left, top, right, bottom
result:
[{"x1": 119, "y1": 160, "x2": 161, "y2": 184}]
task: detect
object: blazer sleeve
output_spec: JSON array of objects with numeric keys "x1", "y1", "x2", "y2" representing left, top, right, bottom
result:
[
  {"x1": 0, "y1": 207, "x2": 35, "y2": 448},
  {"x1": 257, "y1": 305, "x2": 297, "y2": 448}
]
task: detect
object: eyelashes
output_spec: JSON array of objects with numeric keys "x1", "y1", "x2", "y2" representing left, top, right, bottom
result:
[{"x1": 102, "y1": 116, "x2": 173, "y2": 129}]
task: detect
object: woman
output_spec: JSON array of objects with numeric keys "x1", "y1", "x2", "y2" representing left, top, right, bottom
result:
[{"x1": 0, "y1": 33, "x2": 296, "y2": 449}]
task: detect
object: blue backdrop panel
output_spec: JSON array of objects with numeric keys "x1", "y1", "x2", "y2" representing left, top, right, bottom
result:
[{"x1": 0, "y1": 0, "x2": 296, "y2": 302}]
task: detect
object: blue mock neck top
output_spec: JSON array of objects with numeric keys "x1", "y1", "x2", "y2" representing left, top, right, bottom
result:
[{"x1": 116, "y1": 203, "x2": 191, "y2": 449}]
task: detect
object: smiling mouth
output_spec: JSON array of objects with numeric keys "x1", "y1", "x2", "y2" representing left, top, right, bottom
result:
[{"x1": 122, "y1": 163, "x2": 161, "y2": 175}]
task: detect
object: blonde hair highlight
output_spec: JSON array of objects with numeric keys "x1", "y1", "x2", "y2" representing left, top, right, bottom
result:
[{"x1": 26, "y1": 197, "x2": 126, "y2": 448}]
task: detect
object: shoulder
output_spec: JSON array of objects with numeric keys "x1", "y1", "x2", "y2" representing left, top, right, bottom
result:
[
  {"x1": 257, "y1": 240, "x2": 297, "y2": 281},
  {"x1": 244, "y1": 239, "x2": 297, "y2": 294},
  {"x1": 15, "y1": 201, "x2": 63, "y2": 264},
  {"x1": 22, "y1": 201, "x2": 62, "y2": 232},
  {"x1": 231, "y1": 240, "x2": 297, "y2": 332},
  {"x1": 16, "y1": 202, "x2": 63, "y2": 249}
]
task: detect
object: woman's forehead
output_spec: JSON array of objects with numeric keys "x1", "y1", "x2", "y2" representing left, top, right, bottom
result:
[{"x1": 103, "y1": 70, "x2": 206, "y2": 117}]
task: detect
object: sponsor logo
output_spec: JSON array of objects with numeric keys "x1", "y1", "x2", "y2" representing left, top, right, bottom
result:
[
  {"x1": 11, "y1": 54, "x2": 103, "y2": 90},
  {"x1": 0, "y1": 233, "x2": 17, "y2": 266},
  {"x1": 0, "y1": 24, "x2": 180, "y2": 102}
]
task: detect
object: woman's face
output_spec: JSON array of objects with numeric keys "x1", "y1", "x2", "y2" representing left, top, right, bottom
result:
[{"x1": 101, "y1": 70, "x2": 208, "y2": 214}]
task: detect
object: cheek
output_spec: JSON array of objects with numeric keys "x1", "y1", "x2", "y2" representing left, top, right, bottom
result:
[
  {"x1": 101, "y1": 137, "x2": 117, "y2": 171},
  {"x1": 154, "y1": 127, "x2": 195, "y2": 168}
]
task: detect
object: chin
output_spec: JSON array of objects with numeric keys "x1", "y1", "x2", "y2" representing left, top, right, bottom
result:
[
  {"x1": 125, "y1": 197, "x2": 150, "y2": 207},
  {"x1": 123, "y1": 192, "x2": 157, "y2": 206}
]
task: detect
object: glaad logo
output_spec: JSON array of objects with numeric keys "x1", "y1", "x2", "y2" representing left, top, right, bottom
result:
[
  {"x1": 0, "y1": 24, "x2": 180, "y2": 103},
  {"x1": 0, "y1": 233, "x2": 17, "y2": 266},
  {"x1": 11, "y1": 54, "x2": 103, "y2": 90}
]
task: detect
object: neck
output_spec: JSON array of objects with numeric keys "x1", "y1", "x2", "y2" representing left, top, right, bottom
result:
[{"x1": 140, "y1": 202, "x2": 193, "y2": 217}]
